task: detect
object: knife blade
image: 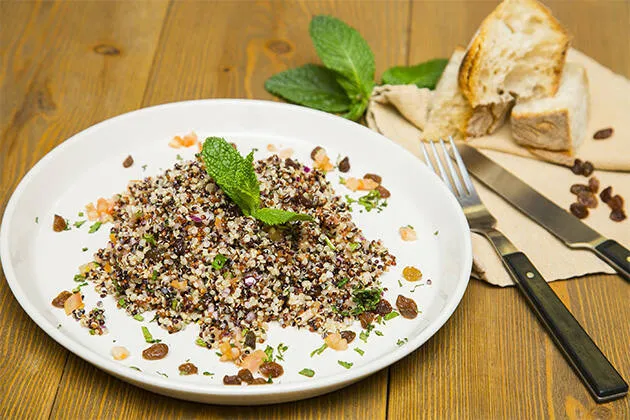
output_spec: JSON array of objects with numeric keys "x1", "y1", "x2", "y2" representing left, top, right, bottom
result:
[{"x1": 456, "y1": 144, "x2": 630, "y2": 282}]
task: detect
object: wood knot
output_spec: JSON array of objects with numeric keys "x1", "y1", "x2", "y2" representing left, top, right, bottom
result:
[
  {"x1": 265, "y1": 40, "x2": 292, "y2": 55},
  {"x1": 589, "y1": 406, "x2": 613, "y2": 419},
  {"x1": 93, "y1": 44, "x2": 121, "y2": 56},
  {"x1": 222, "y1": 67, "x2": 232, "y2": 73}
]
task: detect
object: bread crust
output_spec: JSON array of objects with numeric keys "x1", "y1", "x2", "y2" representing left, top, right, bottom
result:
[{"x1": 458, "y1": 0, "x2": 570, "y2": 106}]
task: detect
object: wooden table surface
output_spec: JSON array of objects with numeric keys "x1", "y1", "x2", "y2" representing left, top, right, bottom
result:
[{"x1": 1, "y1": 0, "x2": 628, "y2": 418}]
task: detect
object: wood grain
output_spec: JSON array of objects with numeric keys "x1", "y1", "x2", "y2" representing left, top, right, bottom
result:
[
  {"x1": 0, "y1": 1, "x2": 169, "y2": 418},
  {"x1": 1, "y1": 0, "x2": 629, "y2": 419},
  {"x1": 48, "y1": 1, "x2": 410, "y2": 418}
]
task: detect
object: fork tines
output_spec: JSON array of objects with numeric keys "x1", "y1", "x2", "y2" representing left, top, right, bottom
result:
[{"x1": 421, "y1": 137, "x2": 476, "y2": 199}]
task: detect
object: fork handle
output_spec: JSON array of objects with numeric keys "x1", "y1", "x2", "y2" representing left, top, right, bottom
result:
[{"x1": 503, "y1": 251, "x2": 628, "y2": 403}]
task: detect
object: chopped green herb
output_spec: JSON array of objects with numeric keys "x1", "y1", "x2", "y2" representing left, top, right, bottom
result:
[
  {"x1": 88, "y1": 221, "x2": 102, "y2": 233},
  {"x1": 338, "y1": 360, "x2": 353, "y2": 369},
  {"x1": 277, "y1": 343, "x2": 288, "y2": 361},
  {"x1": 171, "y1": 299, "x2": 180, "y2": 310},
  {"x1": 141, "y1": 326, "x2": 161, "y2": 343},
  {"x1": 354, "y1": 348, "x2": 365, "y2": 356},
  {"x1": 74, "y1": 220, "x2": 87, "y2": 228},
  {"x1": 434, "y1": 230, "x2": 439, "y2": 236},
  {"x1": 142, "y1": 164, "x2": 147, "y2": 171},
  {"x1": 336, "y1": 277, "x2": 349, "y2": 288},
  {"x1": 299, "y1": 368, "x2": 315, "y2": 377},
  {"x1": 323, "y1": 235, "x2": 337, "y2": 251},
  {"x1": 351, "y1": 287, "x2": 382, "y2": 315},
  {"x1": 152, "y1": 270, "x2": 158, "y2": 281},
  {"x1": 359, "y1": 330, "x2": 369, "y2": 343},
  {"x1": 118, "y1": 298, "x2": 126, "y2": 307},
  {"x1": 267, "y1": 377, "x2": 273, "y2": 384},
  {"x1": 78, "y1": 212, "x2": 84, "y2": 217},
  {"x1": 156, "y1": 371, "x2": 168, "y2": 378},
  {"x1": 375, "y1": 330, "x2": 383, "y2": 336},
  {"x1": 347, "y1": 190, "x2": 387, "y2": 213},
  {"x1": 215, "y1": 351, "x2": 222, "y2": 357},
  {"x1": 72, "y1": 282, "x2": 88, "y2": 293},
  {"x1": 89, "y1": 329, "x2": 95, "y2": 335},
  {"x1": 212, "y1": 254, "x2": 227, "y2": 270},
  {"x1": 411, "y1": 284, "x2": 424, "y2": 293},
  {"x1": 396, "y1": 338, "x2": 408, "y2": 346},
  {"x1": 130, "y1": 366, "x2": 142, "y2": 371},
  {"x1": 264, "y1": 345, "x2": 275, "y2": 362},
  {"x1": 35, "y1": 217, "x2": 39, "y2": 224},
  {"x1": 64, "y1": 219, "x2": 71, "y2": 230},
  {"x1": 143, "y1": 233, "x2": 156, "y2": 245},
  {"x1": 384, "y1": 311, "x2": 399, "y2": 321},
  {"x1": 196, "y1": 338, "x2": 207, "y2": 347},
  {"x1": 73, "y1": 274, "x2": 86, "y2": 282},
  {"x1": 407, "y1": 224, "x2": 414, "y2": 229},
  {"x1": 81, "y1": 247, "x2": 88, "y2": 252},
  {"x1": 339, "y1": 177, "x2": 346, "y2": 185},
  {"x1": 348, "y1": 242, "x2": 360, "y2": 251},
  {"x1": 397, "y1": 279, "x2": 403, "y2": 287},
  {"x1": 310, "y1": 343, "x2": 328, "y2": 357},
  {"x1": 133, "y1": 314, "x2": 144, "y2": 322},
  {"x1": 57, "y1": 323, "x2": 62, "y2": 329},
  {"x1": 176, "y1": 154, "x2": 183, "y2": 161},
  {"x1": 203, "y1": 371, "x2": 214, "y2": 376},
  {"x1": 375, "y1": 315, "x2": 383, "y2": 325}
]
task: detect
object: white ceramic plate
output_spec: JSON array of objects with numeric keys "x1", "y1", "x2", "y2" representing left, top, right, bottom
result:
[{"x1": 1, "y1": 100, "x2": 471, "y2": 405}]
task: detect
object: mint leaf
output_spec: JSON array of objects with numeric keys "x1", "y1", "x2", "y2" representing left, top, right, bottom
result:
[
  {"x1": 201, "y1": 137, "x2": 260, "y2": 216},
  {"x1": 343, "y1": 100, "x2": 368, "y2": 121},
  {"x1": 382, "y1": 58, "x2": 448, "y2": 89},
  {"x1": 201, "y1": 137, "x2": 313, "y2": 225},
  {"x1": 253, "y1": 208, "x2": 313, "y2": 226},
  {"x1": 264, "y1": 64, "x2": 351, "y2": 112},
  {"x1": 309, "y1": 16, "x2": 375, "y2": 101}
]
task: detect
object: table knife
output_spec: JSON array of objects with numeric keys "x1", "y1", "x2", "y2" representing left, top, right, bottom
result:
[{"x1": 457, "y1": 144, "x2": 630, "y2": 282}]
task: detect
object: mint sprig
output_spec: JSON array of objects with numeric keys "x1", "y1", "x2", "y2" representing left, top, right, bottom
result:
[
  {"x1": 201, "y1": 137, "x2": 314, "y2": 226},
  {"x1": 264, "y1": 64, "x2": 351, "y2": 113},
  {"x1": 381, "y1": 58, "x2": 449, "y2": 89}
]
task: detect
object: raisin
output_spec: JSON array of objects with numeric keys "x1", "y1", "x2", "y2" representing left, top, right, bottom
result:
[
  {"x1": 608, "y1": 195, "x2": 624, "y2": 211},
  {"x1": 178, "y1": 363, "x2": 198, "y2": 375},
  {"x1": 244, "y1": 331, "x2": 256, "y2": 349},
  {"x1": 577, "y1": 192, "x2": 598, "y2": 209},
  {"x1": 364, "y1": 173, "x2": 382, "y2": 184},
  {"x1": 173, "y1": 238, "x2": 186, "y2": 256},
  {"x1": 593, "y1": 128, "x2": 613, "y2": 139},
  {"x1": 223, "y1": 375, "x2": 242, "y2": 385},
  {"x1": 571, "y1": 159, "x2": 584, "y2": 175},
  {"x1": 285, "y1": 158, "x2": 300, "y2": 169},
  {"x1": 396, "y1": 295, "x2": 418, "y2": 319},
  {"x1": 375, "y1": 185, "x2": 391, "y2": 198},
  {"x1": 600, "y1": 186, "x2": 613, "y2": 203},
  {"x1": 569, "y1": 202, "x2": 589, "y2": 219},
  {"x1": 582, "y1": 161, "x2": 594, "y2": 176},
  {"x1": 144, "y1": 247, "x2": 162, "y2": 262},
  {"x1": 259, "y1": 361, "x2": 284, "y2": 378},
  {"x1": 142, "y1": 343, "x2": 169, "y2": 360},
  {"x1": 237, "y1": 368, "x2": 254, "y2": 384},
  {"x1": 250, "y1": 377, "x2": 268, "y2": 385},
  {"x1": 338, "y1": 157, "x2": 350, "y2": 173},
  {"x1": 53, "y1": 215, "x2": 67, "y2": 232},
  {"x1": 340, "y1": 330, "x2": 356, "y2": 344},
  {"x1": 588, "y1": 177, "x2": 599, "y2": 193},
  {"x1": 402, "y1": 266, "x2": 423, "y2": 282},
  {"x1": 374, "y1": 299, "x2": 392, "y2": 316},
  {"x1": 122, "y1": 155, "x2": 134, "y2": 168},
  {"x1": 310, "y1": 146, "x2": 323, "y2": 160},
  {"x1": 610, "y1": 209, "x2": 627, "y2": 222},
  {"x1": 52, "y1": 290, "x2": 72, "y2": 308},
  {"x1": 570, "y1": 184, "x2": 590, "y2": 195},
  {"x1": 358, "y1": 312, "x2": 374, "y2": 329}
]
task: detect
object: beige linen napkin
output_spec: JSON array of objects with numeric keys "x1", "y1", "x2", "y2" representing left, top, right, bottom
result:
[{"x1": 367, "y1": 49, "x2": 630, "y2": 287}]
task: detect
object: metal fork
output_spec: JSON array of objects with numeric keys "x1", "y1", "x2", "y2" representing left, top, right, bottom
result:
[{"x1": 421, "y1": 137, "x2": 628, "y2": 404}]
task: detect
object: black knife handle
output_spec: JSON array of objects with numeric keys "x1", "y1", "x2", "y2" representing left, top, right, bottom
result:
[
  {"x1": 502, "y1": 252, "x2": 628, "y2": 403},
  {"x1": 594, "y1": 239, "x2": 630, "y2": 282}
]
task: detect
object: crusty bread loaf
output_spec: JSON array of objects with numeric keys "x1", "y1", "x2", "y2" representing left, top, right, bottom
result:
[
  {"x1": 423, "y1": 48, "x2": 510, "y2": 140},
  {"x1": 511, "y1": 62, "x2": 589, "y2": 152},
  {"x1": 458, "y1": 0, "x2": 570, "y2": 107},
  {"x1": 422, "y1": 48, "x2": 472, "y2": 140}
]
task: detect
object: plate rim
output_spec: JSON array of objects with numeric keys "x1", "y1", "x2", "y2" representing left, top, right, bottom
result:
[{"x1": 0, "y1": 99, "x2": 471, "y2": 399}]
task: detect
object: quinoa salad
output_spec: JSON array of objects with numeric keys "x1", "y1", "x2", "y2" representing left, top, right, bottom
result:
[{"x1": 51, "y1": 135, "x2": 425, "y2": 384}]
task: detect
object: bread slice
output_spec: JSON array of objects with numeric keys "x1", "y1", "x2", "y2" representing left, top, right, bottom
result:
[
  {"x1": 422, "y1": 48, "x2": 472, "y2": 140},
  {"x1": 511, "y1": 62, "x2": 589, "y2": 152},
  {"x1": 458, "y1": 0, "x2": 570, "y2": 107},
  {"x1": 423, "y1": 48, "x2": 509, "y2": 140}
]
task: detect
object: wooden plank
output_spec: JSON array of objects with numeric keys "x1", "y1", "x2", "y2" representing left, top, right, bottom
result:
[
  {"x1": 49, "y1": 1, "x2": 409, "y2": 418},
  {"x1": 0, "y1": 1, "x2": 169, "y2": 418},
  {"x1": 389, "y1": 1, "x2": 630, "y2": 418}
]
